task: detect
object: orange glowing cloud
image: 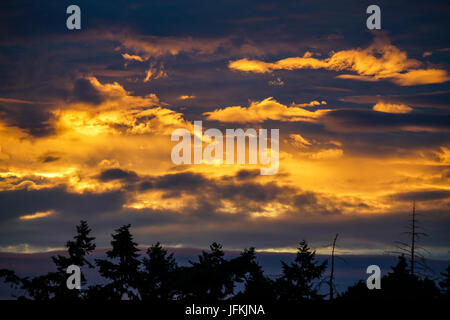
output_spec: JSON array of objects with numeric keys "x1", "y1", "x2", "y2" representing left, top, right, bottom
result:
[
  {"x1": 292, "y1": 100, "x2": 327, "y2": 107},
  {"x1": 229, "y1": 38, "x2": 450, "y2": 86},
  {"x1": 391, "y1": 69, "x2": 450, "y2": 86},
  {"x1": 178, "y1": 95, "x2": 196, "y2": 100},
  {"x1": 203, "y1": 97, "x2": 330, "y2": 123},
  {"x1": 373, "y1": 102, "x2": 412, "y2": 114},
  {"x1": 54, "y1": 77, "x2": 188, "y2": 136},
  {"x1": 307, "y1": 148, "x2": 344, "y2": 160},
  {"x1": 287, "y1": 134, "x2": 344, "y2": 160},
  {"x1": 143, "y1": 65, "x2": 167, "y2": 83},
  {"x1": 121, "y1": 53, "x2": 145, "y2": 62},
  {"x1": 19, "y1": 210, "x2": 55, "y2": 220},
  {"x1": 289, "y1": 134, "x2": 312, "y2": 148}
]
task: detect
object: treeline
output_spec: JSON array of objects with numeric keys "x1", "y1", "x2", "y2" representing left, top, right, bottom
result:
[{"x1": 1, "y1": 221, "x2": 449, "y2": 301}]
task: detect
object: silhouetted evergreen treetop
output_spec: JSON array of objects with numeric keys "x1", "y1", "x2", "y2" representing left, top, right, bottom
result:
[
  {"x1": 2, "y1": 220, "x2": 447, "y2": 302},
  {"x1": 276, "y1": 240, "x2": 327, "y2": 301},
  {"x1": 0, "y1": 220, "x2": 96, "y2": 300},
  {"x1": 139, "y1": 242, "x2": 178, "y2": 300},
  {"x1": 231, "y1": 247, "x2": 276, "y2": 301},
  {"x1": 95, "y1": 224, "x2": 141, "y2": 300},
  {"x1": 49, "y1": 220, "x2": 97, "y2": 300},
  {"x1": 0, "y1": 269, "x2": 53, "y2": 301},
  {"x1": 340, "y1": 255, "x2": 440, "y2": 301},
  {"x1": 177, "y1": 242, "x2": 235, "y2": 300},
  {"x1": 438, "y1": 265, "x2": 450, "y2": 300},
  {"x1": 52, "y1": 220, "x2": 96, "y2": 271}
]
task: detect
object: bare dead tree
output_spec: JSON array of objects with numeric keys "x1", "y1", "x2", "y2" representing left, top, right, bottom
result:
[
  {"x1": 329, "y1": 233, "x2": 338, "y2": 301},
  {"x1": 391, "y1": 200, "x2": 434, "y2": 278}
]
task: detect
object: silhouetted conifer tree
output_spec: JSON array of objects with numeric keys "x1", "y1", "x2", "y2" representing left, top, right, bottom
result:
[
  {"x1": 340, "y1": 255, "x2": 440, "y2": 300},
  {"x1": 139, "y1": 242, "x2": 178, "y2": 300},
  {"x1": 95, "y1": 224, "x2": 141, "y2": 300},
  {"x1": 0, "y1": 220, "x2": 96, "y2": 300},
  {"x1": 177, "y1": 242, "x2": 234, "y2": 300},
  {"x1": 50, "y1": 220, "x2": 96, "y2": 299},
  {"x1": 231, "y1": 248, "x2": 276, "y2": 301},
  {"x1": 276, "y1": 240, "x2": 327, "y2": 301},
  {"x1": 2, "y1": 220, "x2": 446, "y2": 302},
  {"x1": 439, "y1": 265, "x2": 450, "y2": 300}
]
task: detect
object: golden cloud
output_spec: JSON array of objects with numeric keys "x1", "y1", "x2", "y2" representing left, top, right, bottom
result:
[
  {"x1": 0, "y1": 76, "x2": 195, "y2": 196},
  {"x1": 0, "y1": 71, "x2": 447, "y2": 230},
  {"x1": 178, "y1": 95, "x2": 196, "y2": 100},
  {"x1": 373, "y1": 102, "x2": 413, "y2": 114},
  {"x1": 229, "y1": 38, "x2": 450, "y2": 86},
  {"x1": 307, "y1": 148, "x2": 344, "y2": 160},
  {"x1": 121, "y1": 53, "x2": 144, "y2": 62},
  {"x1": 391, "y1": 69, "x2": 450, "y2": 86},
  {"x1": 287, "y1": 134, "x2": 343, "y2": 160},
  {"x1": 203, "y1": 97, "x2": 330, "y2": 123},
  {"x1": 19, "y1": 210, "x2": 55, "y2": 220},
  {"x1": 292, "y1": 100, "x2": 327, "y2": 107},
  {"x1": 289, "y1": 134, "x2": 312, "y2": 149},
  {"x1": 143, "y1": 65, "x2": 168, "y2": 83},
  {"x1": 55, "y1": 77, "x2": 187, "y2": 136}
]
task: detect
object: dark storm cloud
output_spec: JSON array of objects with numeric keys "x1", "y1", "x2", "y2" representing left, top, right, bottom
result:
[
  {"x1": 154, "y1": 172, "x2": 208, "y2": 190},
  {"x1": 123, "y1": 171, "x2": 298, "y2": 205},
  {"x1": 40, "y1": 155, "x2": 60, "y2": 163},
  {"x1": 340, "y1": 91, "x2": 450, "y2": 110},
  {"x1": 218, "y1": 181, "x2": 294, "y2": 202},
  {"x1": 99, "y1": 170, "x2": 296, "y2": 205},
  {"x1": 293, "y1": 192, "x2": 320, "y2": 208},
  {"x1": 98, "y1": 168, "x2": 138, "y2": 182},
  {"x1": 166, "y1": 210, "x2": 450, "y2": 252},
  {"x1": 336, "y1": 131, "x2": 448, "y2": 158},
  {"x1": 323, "y1": 109, "x2": 450, "y2": 132},
  {"x1": 0, "y1": 103, "x2": 55, "y2": 137},
  {"x1": 235, "y1": 169, "x2": 260, "y2": 180},
  {"x1": 0, "y1": 170, "x2": 351, "y2": 227},
  {"x1": 0, "y1": 185, "x2": 125, "y2": 222},
  {"x1": 390, "y1": 189, "x2": 450, "y2": 202},
  {"x1": 70, "y1": 78, "x2": 105, "y2": 105},
  {"x1": 101, "y1": 171, "x2": 368, "y2": 219},
  {"x1": 37, "y1": 152, "x2": 63, "y2": 163}
]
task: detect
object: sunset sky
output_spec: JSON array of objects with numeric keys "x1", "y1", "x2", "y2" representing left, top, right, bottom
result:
[{"x1": 0, "y1": 0, "x2": 449, "y2": 259}]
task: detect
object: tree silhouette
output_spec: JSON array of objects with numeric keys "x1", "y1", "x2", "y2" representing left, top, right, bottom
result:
[
  {"x1": 2, "y1": 220, "x2": 446, "y2": 302},
  {"x1": 50, "y1": 220, "x2": 96, "y2": 299},
  {"x1": 231, "y1": 247, "x2": 276, "y2": 301},
  {"x1": 340, "y1": 255, "x2": 440, "y2": 300},
  {"x1": 328, "y1": 233, "x2": 339, "y2": 301},
  {"x1": 138, "y1": 242, "x2": 178, "y2": 300},
  {"x1": 276, "y1": 240, "x2": 327, "y2": 301},
  {"x1": 177, "y1": 242, "x2": 235, "y2": 300},
  {"x1": 0, "y1": 220, "x2": 96, "y2": 300},
  {"x1": 95, "y1": 224, "x2": 141, "y2": 300},
  {"x1": 392, "y1": 201, "x2": 433, "y2": 278},
  {"x1": 53, "y1": 220, "x2": 96, "y2": 271},
  {"x1": 439, "y1": 265, "x2": 450, "y2": 300}
]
